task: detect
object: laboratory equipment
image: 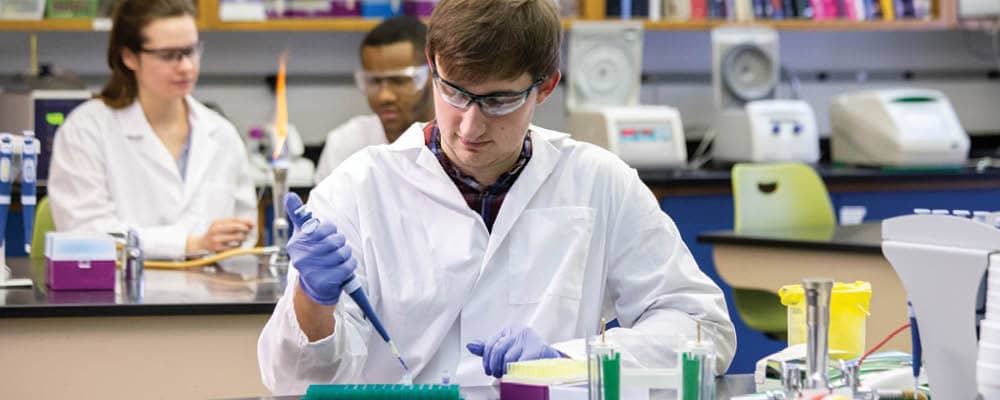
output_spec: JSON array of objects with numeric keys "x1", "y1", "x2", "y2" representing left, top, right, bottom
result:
[
  {"x1": 247, "y1": 123, "x2": 315, "y2": 187},
  {"x1": 292, "y1": 203, "x2": 411, "y2": 381},
  {"x1": 803, "y1": 279, "x2": 833, "y2": 391},
  {"x1": 780, "y1": 281, "x2": 871, "y2": 360},
  {"x1": 882, "y1": 211, "x2": 1000, "y2": 399},
  {"x1": 566, "y1": 21, "x2": 689, "y2": 168},
  {"x1": 568, "y1": 106, "x2": 688, "y2": 168},
  {"x1": 0, "y1": 89, "x2": 90, "y2": 181},
  {"x1": 906, "y1": 302, "x2": 921, "y2": 398},
  {"x1": 21, "y1": 130, "x2": 37, "y2": 254},
  {"x1": 270, "y1": 51, "x2": 293, "y2": 275},
  {"x1": 680, "y1": 338, "x2": 717, "y2": 400},
  {"x1": 0, "y1": 133, "x2": 31, "y2": 288},
  {"x1": 830, "y1": 88, "x2": 969, "y2": 167},
  {"x1": 712, "y1": 99, "x2": 821, "y2": 163},
  {"x1": 120, "y1": 228, "x2": 144, "y2": 298},
  {"x1": 44, "y1": 232, "x2": 117, "y2": 290},
  {"x1": 303, "y1": 384, "x2": 460, "y2": 400},
  {"x1": 711, "y1": 26, "x2": 819, "y2": 163},
  {"x1": 269, "y1": 158, "x2": 291, "y2": 274},
  {"x1": 501, "y1": 359, "x2": 588, "y2": 400}
]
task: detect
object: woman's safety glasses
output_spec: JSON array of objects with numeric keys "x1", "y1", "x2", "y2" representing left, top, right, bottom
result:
[
  {"x1": 139, "y1": 42, "x2": 204, "y2": 64},
  {"x1": 431, "y1": 64, "x2": 544, "y2": 118},
  {"x1": 353, "y1": 65, "x2": 430, "y2": 96}
]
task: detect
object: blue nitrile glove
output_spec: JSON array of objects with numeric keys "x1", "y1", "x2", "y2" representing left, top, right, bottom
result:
[
  {"x1": 285, "y1": 193, "x2": 357, "y2": 306},
  {"x1": 466, "y1": 325, "x2": 562, "y2": 378}
]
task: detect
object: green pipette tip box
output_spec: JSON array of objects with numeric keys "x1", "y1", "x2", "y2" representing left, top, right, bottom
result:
[{"x1": 303, "y1": 384, "x2": 461, "y2": 400}]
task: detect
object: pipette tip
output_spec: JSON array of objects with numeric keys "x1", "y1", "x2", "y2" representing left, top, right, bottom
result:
[{"x1": 389, "y1": 340, "x2": 412, "y2": 383}]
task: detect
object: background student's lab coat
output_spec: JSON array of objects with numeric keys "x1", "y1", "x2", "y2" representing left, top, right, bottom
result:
[
  {"x1": 258, "y1": 123, "x2": 736, "y2": 395},
  {"x1": 314, "y1": 115, "x2": 386, "y2": 183},
  {"x1": 48, "y1": 97, "x2": 257, "y2": 260}
]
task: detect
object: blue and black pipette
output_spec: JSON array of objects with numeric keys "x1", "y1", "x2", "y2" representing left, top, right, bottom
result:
[
  {"x1": 20, "y1": 131, "x2": 38, "y2": 254},
  {"x1": 291, "y1": 205, "x2": 412, "y2": 382},
  {"x1": 908, "y1": 301, "x2": 923, "y2": 399}
]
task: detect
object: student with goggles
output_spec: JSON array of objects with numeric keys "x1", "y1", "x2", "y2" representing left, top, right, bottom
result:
[
  {"x1": 313, "y1": 16, "x2": 434, "y2": 182},
  {"x1": 48, "y1": 0, "x2": 257, "y2": 260},
  {"x1": 258, "y1": 0, "x2": 735, "y2": 392}
]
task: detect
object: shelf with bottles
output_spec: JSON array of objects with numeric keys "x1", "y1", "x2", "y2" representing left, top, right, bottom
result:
[
  {"x1": 0, "y1": 0, "x2": 957, "y2": 31},
  {"x1": 587, "y1": 0, "x2": 957, "y2": 28},
  {"x1": 633, "y1": 17, "x2": 952, "y2": 29},
  {"x1": 0, "y1": 0, "x2": 211, "y2": 31}
]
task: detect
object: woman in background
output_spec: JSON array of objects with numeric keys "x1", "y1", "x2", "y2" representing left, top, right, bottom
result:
[{"x1": 49, "y1": 0, "x2": 257, "y2": 259}]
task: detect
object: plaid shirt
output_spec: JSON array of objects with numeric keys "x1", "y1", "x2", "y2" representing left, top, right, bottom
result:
[{"x1": 424, "y1": 122, "x2": 532, "y2": 232}]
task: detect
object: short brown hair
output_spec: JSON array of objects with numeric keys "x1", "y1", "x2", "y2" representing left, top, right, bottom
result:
[
  {"x1": 427, "y1": 0, "x2": 561, "y2": 84},
  {"x1": 100, "y1": 0, "x2": 197, "y2": 109}
]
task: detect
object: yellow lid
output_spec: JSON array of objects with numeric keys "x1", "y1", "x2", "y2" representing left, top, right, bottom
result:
[{"x1": 778, "y1": 281, "x2": 872, "y2": 306}]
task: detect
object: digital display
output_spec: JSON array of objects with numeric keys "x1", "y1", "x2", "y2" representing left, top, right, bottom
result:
[{"x1": 618, "y1": 124, "x2": 673, "y2": 143}]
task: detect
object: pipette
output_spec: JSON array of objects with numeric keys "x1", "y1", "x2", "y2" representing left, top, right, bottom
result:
[
  {"x1": 292, "y1": 205, "x2": 412, "y2": 383},
  {"x1": 21, "y1": 130, "x2": 37, "y2": 254},
  {"x1": 907, "y1": 301, "x2": 922, "y2": 398},
  {"x1": 0, "y1": 134, "x2": 14, "y2": 246}
]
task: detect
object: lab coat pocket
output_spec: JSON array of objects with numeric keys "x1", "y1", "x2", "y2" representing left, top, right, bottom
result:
[{"x1": 508, "y1": 207, "x2": 596, "y2": 305}]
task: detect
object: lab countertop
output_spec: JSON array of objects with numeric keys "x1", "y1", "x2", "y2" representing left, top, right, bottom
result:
[
  {"x1": 228, "y1": 374, "x2": 757, "y2": 399},
  {"x1": 697, "y1": 222, "x2": 882, "y2": 254},
  {"x1": 0, "y1": 256, "x2": 285, "y2": 318},
  {"x1": 637, "y1": 163, "x2": 1000, "y2": 188}
]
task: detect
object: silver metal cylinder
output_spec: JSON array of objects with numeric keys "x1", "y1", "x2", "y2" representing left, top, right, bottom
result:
[
  {"x1": 120, "y1": 229, "x2": 144, "y2": 300},
  {"x1": 270, "y1": 163, "x2": 290, "y2": 276},
  {"x1": 803, "y1": 278, "x2": 833, "y2": 390}
]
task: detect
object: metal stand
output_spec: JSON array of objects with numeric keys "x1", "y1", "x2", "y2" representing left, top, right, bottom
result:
[{"x1": 0, "y1": 242, "x2": 32, "y2": 288}]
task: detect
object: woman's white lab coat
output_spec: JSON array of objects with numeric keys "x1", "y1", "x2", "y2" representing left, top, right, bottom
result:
[
  {"x1": 48, "y1": 97, "x2": 257, "y2": 260},
  {"x1": 258, "y1": 123, "x2": 736, "y2": 394}
]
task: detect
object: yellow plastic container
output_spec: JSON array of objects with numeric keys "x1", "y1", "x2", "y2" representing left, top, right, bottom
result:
[{"x1": 778, "y1": 281, "x2": 872, "y2": 360}]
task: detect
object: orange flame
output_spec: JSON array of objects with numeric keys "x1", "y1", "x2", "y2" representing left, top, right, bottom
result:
[{"x1": 272, "y1": 50, "x2": 289, "y2": 161}]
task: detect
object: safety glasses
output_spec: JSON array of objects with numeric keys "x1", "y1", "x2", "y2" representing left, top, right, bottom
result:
[
  {"x1": 353, "y1": 65, "x2": 430, "y2": 96},
  {"x1": 431, "y1": 64, "x2": 544, "y2": 118},
  {"x1": 139, "y1": 41, "x2": 204, "y2": 65}
]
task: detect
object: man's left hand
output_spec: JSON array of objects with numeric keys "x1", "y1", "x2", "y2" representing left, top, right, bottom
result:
[{"x1": 466, "y1": 325, "x2": 561, "y2": 378}]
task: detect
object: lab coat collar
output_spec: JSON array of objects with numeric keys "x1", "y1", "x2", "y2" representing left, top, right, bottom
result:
[
  {"x1": 390, "y1": 122, "x2": 569, "y2": 270},
  {"x1": 182, "y1": 97, "x2": 221, "y2": 203},
  {"x1": 120, "y1": 96, "x2": 219, "y2": 138},
  {"x1": 481, "y1": 126, "x2": 566, "y2": 268},
  {"x1": 391, "y1": 123, "x2": 470, "y2": 211},
  {"x1": 117, "y1": 96, "x2": 220, "y2": 202}
]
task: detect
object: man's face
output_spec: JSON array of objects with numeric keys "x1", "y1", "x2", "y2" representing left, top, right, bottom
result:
[
  {"x1": 432, "y1": 57, "x2": 559, "y2": 183},
  {"x1": 360, "y1": 42, "x2": 430, "y2": 139}
]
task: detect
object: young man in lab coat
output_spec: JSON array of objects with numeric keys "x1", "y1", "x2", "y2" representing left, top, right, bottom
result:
[
  {"x1": 258, "y1": 0, "x2": 736, "y2": 393},
  {"x1": 313, "y1": 16, "x2": 434, "y2": 182}
]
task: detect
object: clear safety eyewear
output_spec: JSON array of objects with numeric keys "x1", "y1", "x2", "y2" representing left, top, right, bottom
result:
[
  {"x1": 139, "y1": 41, "x2": 204, "y2": 64},
  {"x1": 353, "y1": 65, "x2": 430, "y2": 95},
  {"x1": 431, "y1": 64, "x2": 544, "y2": 118}
]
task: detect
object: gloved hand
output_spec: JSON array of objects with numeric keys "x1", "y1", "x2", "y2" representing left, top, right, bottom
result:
[
  {"x1": 285, "y1": 192, "x2": 357, "y2": 306},
  {"x1": 466, "y1": 325, "x2": 562, "y2": 378}
]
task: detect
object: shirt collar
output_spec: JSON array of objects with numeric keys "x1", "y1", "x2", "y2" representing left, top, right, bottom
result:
[{"x1": 423, "y1": 122, "x2": 532, "y2": 192}]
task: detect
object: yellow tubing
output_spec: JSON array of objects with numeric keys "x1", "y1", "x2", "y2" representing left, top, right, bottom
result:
[{"x1": 117, "y1": 247, "x2": 277, "y2": 270}]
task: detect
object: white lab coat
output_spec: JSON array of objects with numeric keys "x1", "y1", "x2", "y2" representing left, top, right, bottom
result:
[
  {"x1": 314, "y1": 115, "x2": 387, "y2": 183},
  {"x1": 258, "y1": 123, "x2": 736, "y2": 395},
  {"x1": 48, "y1": 97, "x2": 257, "y2": 260}
]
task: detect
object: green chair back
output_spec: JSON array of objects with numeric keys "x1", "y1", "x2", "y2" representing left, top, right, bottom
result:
[
  {"x1": 29, "y1": 196, "x2": 54, "y2": 260},
  {"x1": 729, "y1": 162, "x2": 835, "y2": 339},
  {"x1": 732, "y1": 162, "x2": 835, "y2": 232}
]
